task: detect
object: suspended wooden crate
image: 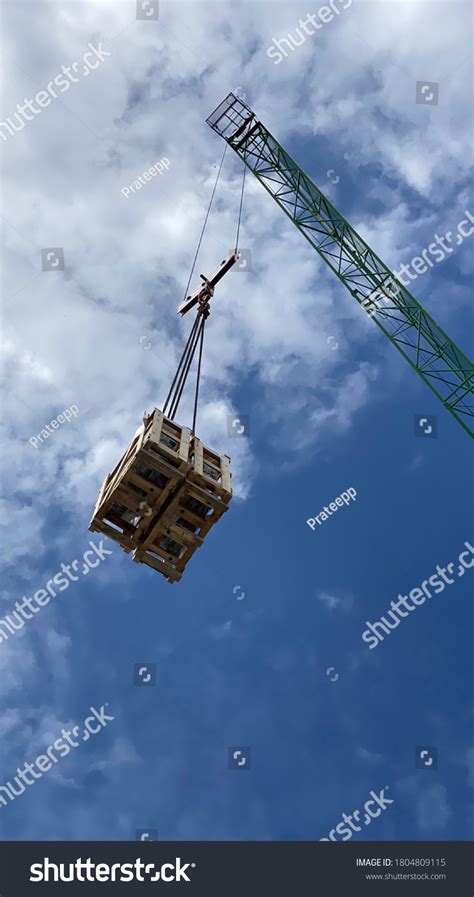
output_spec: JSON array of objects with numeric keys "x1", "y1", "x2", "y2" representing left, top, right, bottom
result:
[{"x1": 89, "y1": 408, "x2": 232, "y2": 583}]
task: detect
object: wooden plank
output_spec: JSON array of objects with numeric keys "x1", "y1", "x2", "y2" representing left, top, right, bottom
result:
[
  {"x1": 89, "y1": 519, "x2": 133, "y2": 551},
  {"x1": 179, "y1": 426, "x2": 192, "y2": 464},
  {"x1": 145, "y1": 408, "x2": 164, "y2": 448},
  {"x1": 193, "y1": 438, "x2": 204, "y2": 476},
  {"x1": 219, "y1": 454, "x2": 232, "y2": 497},
  {"x1": 132, "y1": 548, "x2": 182, "y2": 583},
  {"x1": 91, "y1": 473, "x2": 110, "y2": 520}
]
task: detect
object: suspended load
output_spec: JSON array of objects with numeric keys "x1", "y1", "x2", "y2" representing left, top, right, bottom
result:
[
  {"x1": 89, "y1": 407, "x2": 231, "y2": 583},
  {"x1": 88, "y1": 252, "x2": 237, "y2": 583},
  {"x1": 89, "y1": 141, "x2": 247, "y2": 582}
]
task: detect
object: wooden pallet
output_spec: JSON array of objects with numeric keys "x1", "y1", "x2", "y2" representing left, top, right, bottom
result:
[
  {"x1": 133, "y1": 477, "x2": 230, "y2": 581},
  {"x1": 89, "y1": 409, "x2": 232, "y2": 583},
  {"x1": 132, "y1": 516, "x2": 201, "y2": 583}
]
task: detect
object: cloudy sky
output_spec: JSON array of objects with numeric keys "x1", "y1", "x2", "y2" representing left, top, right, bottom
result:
[{"x1": 1, "y1": 0, "x2": 473, "y2": 842}]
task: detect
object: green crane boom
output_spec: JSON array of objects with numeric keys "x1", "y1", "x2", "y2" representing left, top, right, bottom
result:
[{"x1": 206, "y1": 93, "x2": 474, "y2": 438}]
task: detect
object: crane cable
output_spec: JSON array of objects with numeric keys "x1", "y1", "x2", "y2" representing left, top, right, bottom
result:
[
  {"x1": 163, "y1": 149, "x2": 247, "y2": 435},
  {"x1": 181, "y1": 143, "x2": 228, "y2": 306},
  {"x1": 162, "y1": 144, "x2": 227, "y2": 426},
  {"x1": 234, "y1": 153, "x2": 247, "y2": 253}
]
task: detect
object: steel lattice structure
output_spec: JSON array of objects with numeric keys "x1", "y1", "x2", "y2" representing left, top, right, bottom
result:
[{"x1": 207, "y1": 93, "x2": 474, "y2": 438}]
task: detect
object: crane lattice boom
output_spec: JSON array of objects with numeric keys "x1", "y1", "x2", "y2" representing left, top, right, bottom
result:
[{"x1": 207, "y1": 93, "x2": 474, "y2": 438}]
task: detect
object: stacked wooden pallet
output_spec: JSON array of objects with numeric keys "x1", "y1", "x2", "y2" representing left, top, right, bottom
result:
[{"x1": 89, "y1": 409, "x2": 232, "y2": 583}]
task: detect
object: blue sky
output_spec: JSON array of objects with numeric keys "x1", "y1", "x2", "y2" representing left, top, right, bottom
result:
[{"x1": 1, "y1": 0, "x2": 473, "y2": 842}]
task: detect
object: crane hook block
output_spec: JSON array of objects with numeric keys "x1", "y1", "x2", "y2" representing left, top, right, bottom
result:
[{"x1": 177, "y1": 251, "x2": 239, "y2": 316}]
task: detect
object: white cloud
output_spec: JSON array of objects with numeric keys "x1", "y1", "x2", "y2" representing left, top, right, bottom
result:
[
  {"x1": 318, "y1": 591, "x2": 353, "y2": 612},
  {"x1": 209, "y1": 619, "x2": 233, "y2": 640},
  {"x1": 356, "y1": 746, "x2": 383, "y2": 765}
]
